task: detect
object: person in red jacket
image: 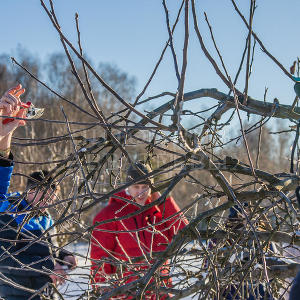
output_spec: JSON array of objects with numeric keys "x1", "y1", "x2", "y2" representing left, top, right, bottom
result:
[{"x1": 90, "y1": 161, "x2": 187, "y2": 298}]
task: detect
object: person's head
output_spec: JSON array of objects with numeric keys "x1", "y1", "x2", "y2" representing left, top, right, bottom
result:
[
  {"x1": 126, "y1": 161, "x2": 153, "y2": 206},
  {"x1": 26, "y1": 170, "x2": 58, "y2": 209}
]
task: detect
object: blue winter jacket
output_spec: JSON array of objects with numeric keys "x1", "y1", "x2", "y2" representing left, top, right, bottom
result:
[
  {"x1": 0, "y1": 156, "x2": 65, "y2": 300},
  {"x1": 290, "y1": 270, "x2": 300, "y2": 300}
]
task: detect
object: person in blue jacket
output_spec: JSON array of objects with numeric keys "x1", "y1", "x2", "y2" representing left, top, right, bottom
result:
[{"x1": 0, "y1": 85, "x2": 77, "y2": 299}]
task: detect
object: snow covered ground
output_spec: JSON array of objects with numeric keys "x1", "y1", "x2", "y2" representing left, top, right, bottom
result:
[
  {"x1": 58, "y1": 242, "x2": 91, "y2": 299},
  {"x1": 57, "y1": 242, "x2": 295, "y2": 299}
]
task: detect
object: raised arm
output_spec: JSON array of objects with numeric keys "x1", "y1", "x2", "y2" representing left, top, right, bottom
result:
[
  {"x1": 0, "y1": 85, "x2": 28, "y2": 267},
  {"x1": 0, "y1": 84, "x2": 26, "y2": 154},
  {"x1": 0, "y1": 84, "x2": 26, "y2": 198}
]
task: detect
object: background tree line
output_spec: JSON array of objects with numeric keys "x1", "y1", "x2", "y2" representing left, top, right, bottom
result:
[{"x1": 0, "y1": 49, "x2": 294, "y2": 231}]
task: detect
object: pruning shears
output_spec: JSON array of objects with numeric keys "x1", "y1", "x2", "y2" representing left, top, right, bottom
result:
[{"x1": 2, "y1": 101, "x2": 44, "y2": 124}]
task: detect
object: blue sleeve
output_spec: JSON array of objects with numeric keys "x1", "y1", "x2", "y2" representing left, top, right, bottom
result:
[{"x1": 0, "y1": 164, "x2": 13, "y2": 200}]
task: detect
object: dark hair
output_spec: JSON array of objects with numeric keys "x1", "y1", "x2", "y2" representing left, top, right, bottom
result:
[
  {"x1": 126, "y1": 161, "x2": 153, "y2": 185},
  {"x1": 26, "y1": 170, "x2": 55, "y2": 191}
]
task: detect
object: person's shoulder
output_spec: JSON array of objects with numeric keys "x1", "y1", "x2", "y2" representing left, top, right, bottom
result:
[
  {"x1": 165, "y1": 195, "x2": 176, "y2": 202},
  {"x1": 6, "y1": 191, "x2": 21, "y2": 198},
  {"x1": 0, "y1": 192, "x2": 21, "y2": 212},
  {"x1": 0, "y1": 199, "x2": 10, "y2": 213},
  {"x1": 93, "y1": 190, "x2": 130, "y2": 223},
  {"x1": 93, "y1": 201, "x2": 120, "y2": 223},
  {"x1": 160, "y1": 195, "x2": 180, "y2": 209}
]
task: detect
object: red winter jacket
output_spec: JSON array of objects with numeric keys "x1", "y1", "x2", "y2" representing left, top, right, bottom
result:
[{"x1": 90, "y1": 190, "x2": 187, "y2": 288}]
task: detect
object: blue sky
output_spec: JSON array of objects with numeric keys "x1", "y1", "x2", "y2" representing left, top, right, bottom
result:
[{"x1": 1, "y1": 1, "x2": 300, "y2": 114}]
